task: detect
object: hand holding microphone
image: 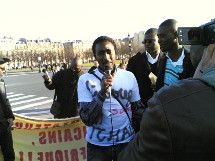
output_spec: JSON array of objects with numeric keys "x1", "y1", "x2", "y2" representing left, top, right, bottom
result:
[
  {"x1": 105, "y1": 68, "x2": 112, "y2": 95},
  {"x1": 100, "y1": 67, "x2": 113, "y2": 95}
]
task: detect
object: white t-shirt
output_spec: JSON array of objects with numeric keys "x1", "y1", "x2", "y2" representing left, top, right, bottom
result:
[{"x1": 78, "y1": 68, "x2": 140, "y2": 146}]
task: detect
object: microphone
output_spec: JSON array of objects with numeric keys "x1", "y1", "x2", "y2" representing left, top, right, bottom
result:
[{"x1": 105, "y1": 67, "x2": 112, "y2": 95}]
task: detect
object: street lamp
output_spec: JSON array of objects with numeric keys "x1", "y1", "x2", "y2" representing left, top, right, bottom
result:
[
  {"x1": 128, "y1": 33, "x2": 132, "y2": 58},
  {"x1": 38, "y1": 56, "x2": 41, "y2": 73}
]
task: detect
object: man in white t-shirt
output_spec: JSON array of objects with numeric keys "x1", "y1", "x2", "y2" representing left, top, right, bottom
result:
[{"x1": 78, "y1": 36, "x2": 145, "y2": 161}]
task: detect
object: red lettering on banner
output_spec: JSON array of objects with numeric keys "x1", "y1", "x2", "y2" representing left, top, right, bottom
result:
[
  {"x1": 48, "y1": 131, "x2": 57, "y2": 143},
  {"x1": 55, "y1": 150, "x2": 63, "y2": 161},
  {"x1": 14, "y1": 119, "x2": 82, "y2": 129},
  {"x1": 44, "y1": 124, "x2": 52, "y2": 129},
  {"x1": 70, "y1": 149, "x2": 79, "y2": 161},
  {"x1": 64, "y1": 150, "x2": 69, "y2": 161},
  {"x1": 38, "y1": 126, "x2": 86, "y2": 144},
  {"x1": 19, "y1": 151, "x2": 24, "y2": 161},
  {"x1": 74, "y1": 127, "x2": 81, "y2": 140},
  {"x1": 19, "y1": 148, "x2": 86, "y2": 161},
  {"x1": 58, "y1": 130, "x2": 63, "y2": 142},
  {"x1": 25, "y1": 123, "x2": 33, "y2": 129},
  {"x1": 45, "y1": 152, "x2": 54, "y2": 161},
  {"x1": 64, "y1": 129, "x2": 73, "y2": 142},
  {"x1": 80, "y1": 147, "x2": 86, "y2": 159},
  {"x1": 35, "y1": 124, "x2": 42, "y2": 129},
  {"x1": 15, "y1": 122, "x2": 23, "y2": 129},
  {"x1": 37, "y1": 152, "x2": 43, "y2": 161},
  {"x1": 28, "y1": 152, "x2": 32, "y2": 161},
  {"x1": 39, "y1": 132, "x2": 47, "y2": 144},
  {"x1": 18, "y1": 151, "x2": 33, "y2": 161}
]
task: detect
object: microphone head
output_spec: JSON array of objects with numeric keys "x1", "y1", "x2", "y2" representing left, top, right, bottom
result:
[{"x1": 105, "y1": 66, "x2": 111, "y2": 74}]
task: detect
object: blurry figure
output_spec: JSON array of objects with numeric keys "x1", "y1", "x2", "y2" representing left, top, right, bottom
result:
[
  {"x1": 61, "y1": 63, "x2": 67, "y2": 70},
  {"x1": 47, "y1": 64, "x2": 51, "y2": 72},
  {"x1": 88, "y1": 60, "x2": 99, "y2": 73},
  {"x1": 118, "y1": 62, "x2": 126, "y2": 69},
  {"x1": 30, "y1": 65, "x2": 34, "y2": 72},
  {"x1": 42, "y1": 57, "x2": 84, "y2": 118},
  {"x1": 0, "y1": 56, "x2": 15, "y2": 161}
]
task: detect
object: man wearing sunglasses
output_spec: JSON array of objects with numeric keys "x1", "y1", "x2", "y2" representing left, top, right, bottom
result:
[
  {"x1": 126, "y1": 28, "x2": 163, "y2": 106},
  {"x1": 0, "y1": 56, "x2": 15, "y2": 161}
]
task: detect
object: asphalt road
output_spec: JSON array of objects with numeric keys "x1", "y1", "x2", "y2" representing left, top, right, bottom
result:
[{"x1": 3, "y1": 67, "x2": 89, "y2": 119}]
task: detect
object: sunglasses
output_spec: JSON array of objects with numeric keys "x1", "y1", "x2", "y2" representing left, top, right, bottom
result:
[{"x1": 142, "y1": 39, "x2": 156, "y2": 44}]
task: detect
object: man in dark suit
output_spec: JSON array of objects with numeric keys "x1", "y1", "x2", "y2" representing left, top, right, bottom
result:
[
  {"x1": 43, "y1": 57, "x2": 84, "y2": 118},
  {"x1": 127, "y1": 28, "x2": 162, "y2": 106}
]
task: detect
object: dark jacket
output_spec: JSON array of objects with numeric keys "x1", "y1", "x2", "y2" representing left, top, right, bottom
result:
[
  {"x1": 127, "y1": 52, "x2": 163, "y2": 106},
  {"x1": 45, "y1": 69, "x2": 84, "y2": 118},
  {"x1": 118, "y1": 76, "x2": 215, "y2": 161},
  {"x1": 155, "y1": 48, "x2": 195, "y2": 91},
  {"x1": 0, "y1": 79, "x2": 14, "y2": 121}
]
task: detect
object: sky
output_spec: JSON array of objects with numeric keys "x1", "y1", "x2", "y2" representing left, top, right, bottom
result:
[{"x1": 0, "y1": 0, "x2": 214, "y2": 42}]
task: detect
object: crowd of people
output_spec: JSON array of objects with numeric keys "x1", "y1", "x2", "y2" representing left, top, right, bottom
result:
[{"x1": 1, "y1": 18, "x2": 215, "y2": 161}]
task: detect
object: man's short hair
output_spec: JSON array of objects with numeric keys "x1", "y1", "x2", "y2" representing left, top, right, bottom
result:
[
  {"x1": 92, "y1": 36, "x2": 117, "y2": 58},
  {"x1": 159, "y1": 19, "x2": 178, "y2": 33},
  {"x1": 145, "y1": 28, "x2": 158, "y2": 35}
]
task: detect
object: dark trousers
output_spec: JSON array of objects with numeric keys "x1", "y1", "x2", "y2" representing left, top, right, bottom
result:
[
  {"x1": 87, "y1": 142, "x2": 128, "y2": 161},
  {"x1": 0, "y1": 122, "x2": 15, "y2": 161}
]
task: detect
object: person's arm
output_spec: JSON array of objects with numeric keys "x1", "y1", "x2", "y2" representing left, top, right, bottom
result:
[
  {"x1": 118, "y1": 94, "x2": 172, "y2": 161},
  {"x1": 5, "y1": 98, "x2": 15, "y2": 120},
  {"x1": 79, "y1": 91, "x2": 106, "y2": 126},
  {"x1": 43, "y1": 71, "x2": 59, "y2": 90},
  {"x1": 78, "y1": 69, "x2": 113, "y2": 125}
]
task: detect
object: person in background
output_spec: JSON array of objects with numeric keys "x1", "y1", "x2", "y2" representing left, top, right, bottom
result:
[
  {"x1": 42, "y1": 56, "x2": 84, "y2": 118},
  {"x1": 61, "y1": 63, "x2": 67, "y2": 70},
  {"x1": 118, "y1": 62, "x2": 126, "y2": 69},
  {"x1": 126, "y1": 28, "x2": 162, "y2": 106},
  {"x1": 155, "y1": 19, "x2": 195, "y2": 91},
  {"x1": 0, "y1": 56, "x2": 15, "y2": 161},
  {"x1": 78, "y1": 36, "x2": 145, "y2": 161},
  {"x1": 88, "y1": 60, "x2": 99, "y2": 73},
  {"x1": 118, "y1": 42, "x2": 215, "y2": 161}
]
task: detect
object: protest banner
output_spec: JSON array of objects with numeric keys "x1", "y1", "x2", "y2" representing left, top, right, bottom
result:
[{"x1": 0, "y1": 114, "x2": 87, "y2": 161}]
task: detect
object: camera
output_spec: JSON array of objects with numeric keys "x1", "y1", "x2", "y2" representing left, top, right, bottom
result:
[{"x1": 178, "y1": 20, "x2": 215, "y2": 46}]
